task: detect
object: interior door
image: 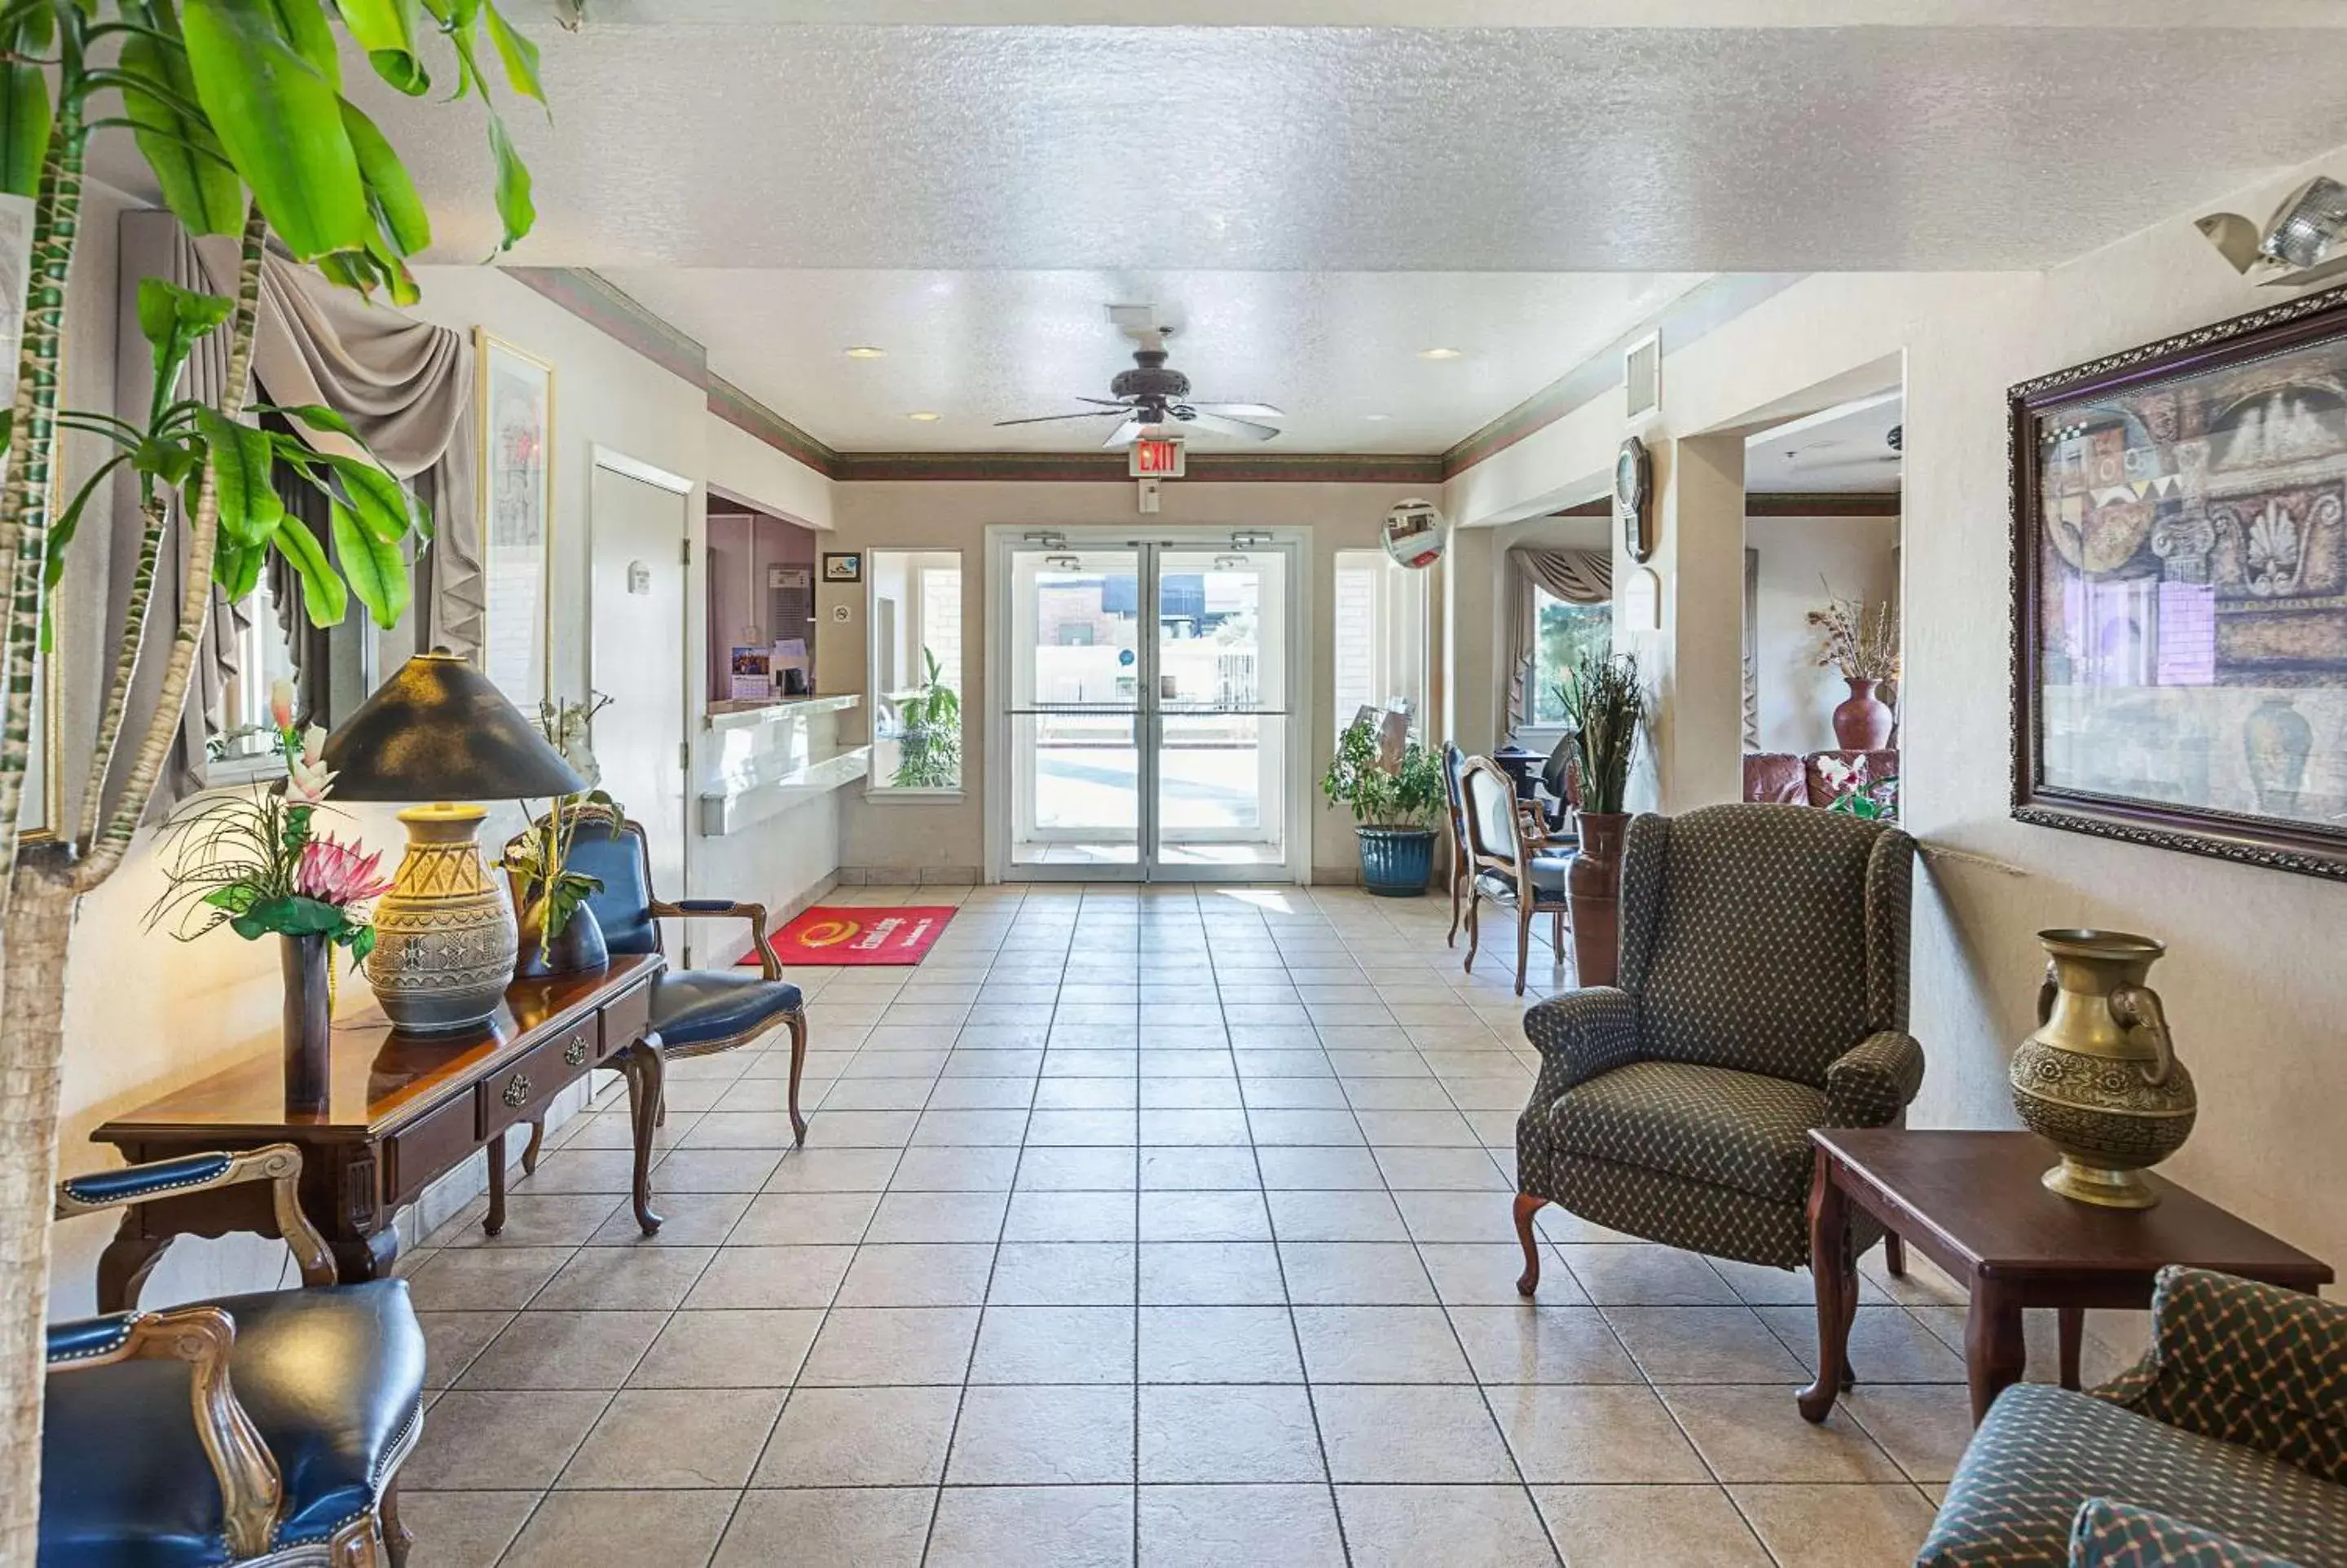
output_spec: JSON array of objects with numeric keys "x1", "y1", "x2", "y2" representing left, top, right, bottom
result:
[{"x1": 589, "y1": 459, "x2": 692, "y2": 936}]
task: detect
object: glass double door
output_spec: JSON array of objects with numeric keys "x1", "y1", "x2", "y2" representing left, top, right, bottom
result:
[{"x1": 1005, "y1": 537, "x2": 1293, "y2": 880}]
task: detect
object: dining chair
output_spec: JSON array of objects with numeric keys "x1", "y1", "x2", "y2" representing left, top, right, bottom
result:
[{"x1": 1459, "y1": 755, "x2": 1577, "y2": 996}]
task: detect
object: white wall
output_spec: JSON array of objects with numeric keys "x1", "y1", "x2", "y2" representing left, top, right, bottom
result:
[
  {"x1": 47, "y1": 259, "x2": 839, "y2": 1316},
  {"x1": 1442, "y1": 147, "x2": 2347, "y2": 1288},
  {"x1": 1746, "y1": 513, "x2": 1900, "y2": 755}
]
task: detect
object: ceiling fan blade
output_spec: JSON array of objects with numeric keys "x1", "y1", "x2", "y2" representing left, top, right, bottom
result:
[
  {"x1": 1178, "y1": 411, "x2": 1280, "y2": 442},
  {"x1": 993, "y1": 410, "x2": 1129, "y2": 426},
  {"x1": 1191, "y1": 402, "x2": 1284, "y2": 419},
  {"x1": 1102, "y1": 417, "x2": 1148, "y2": 449},
  {"x1": 1076, "y1": 397, "x2": 1132, "y2": 408}
]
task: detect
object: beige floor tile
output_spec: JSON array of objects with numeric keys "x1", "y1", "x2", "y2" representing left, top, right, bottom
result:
[
  {"x1": 1137, "y1": 1484, "x2": 1345, "y2": 1567},
  {"x1": 1312, "y1": 1385, "x2": 1518, "y2": 1482},
  {"x1": 1278, "y1": 1240, "x2": 1436, "y2": 1304},
  {"x1": 680, "y1": 1244, "x2": 852, "y2": 1309},
  {"x1": 729, "y1": 1189, "x2": 882, "y2": 1245},
  {"x1": 1138, "y1": 1384, "x2": 1325, "y2": 1482},
  {"x1": 989, "y1": 1241, "x2": 1138, "y2": 1305},
  {"x1": 755, "y1": 1384, "x2": 962, "y2": 1487},
  {"x1": 532, "y1": 1245, "x2": 715, "y2": 1310},
  {"x1": 1729, "y1": 1482, "x2": 1938, "y2": 1568},
  {"x1": 1556, "y1": 1244, "x2": 1740, "y2": 1306},
  {"x1": 927, "y1": 1485, "x2": 1134, "y2": 1568},
  {"x1": 402, "y1": 1247, "x2": 572, "y2": 1311},
  {"x1": 1423, "y1": 1242, "x2": 1586, "y2": 1306},
  {"x1": 629, "y1": 1306, "x2": 823, "y2": 1387},
  {"x1": 433, "y1": 1192, "x2": 620, "y2": 1250},
  {"x1": 392, "y1": 1490, "x2": 538, "y2": 1567},
  {"x1": 970, "y1": 1305, "x2": 1136, "y2": 1383},
  {"x1": 1447, "y1": 1305, "x2": 1643, "y2": 1385},
  {"x1": 1534, "y1": 1483, "x2": 1771, "y2": 1567},
  {"x1": 834, "y1": 1240, "x2": 997, "y2": 1306},
  {"x1": 1138, "y1": 1146, "x2": 1266, "y2": 1190},
  {"x1": 516, "y1": 1149, "x2": 640, "y2": 1195},
  {"x1": 1843, "y1": 1383, "x2": 1979, "y2": 1484},
  {"x1": 402, "y1": 1390, "x2": 610, "y2": 1490},
  {"x1": 761, "y1": 1146, "x2": 904, "y2": 1192},
  {"x1": 1758, "y1": 1303, "x2": 1970, "y2": 1383},
  {"x1": 799, "y1": 1305, "x2": 982, "y2": 1385},
  {"x1": 561, "y1": 1387, "x2": 786, "y2": 1489},
  {"x1": 1003, "y1": 1189, "x2": 1139, "y2": 1241},
  {"x1": 713, "y1": 1488, "x2": 934, "y2": 1568},
  {"x1": 945, "y1": 1385, "x2": 1137, "y2": 1483},
  {"x1": 1138, "y1": 1306, "x2": 1305, "y2": 1383},
  {"x1": 889, "y1": 1143, "x2": 1023, "y2": 1190},
  {"x1": 1138, "y1": 1241, "x2": 1287, "y2": 1305},
  {"x1": 456, "y1": 1309, "x2": 667, "y2": 1390},
  {"x1": 1491, "y1": 1383, "x2": 1710, "y2": 1483},
  {"x1": 1138, "y1": 1189, "x2": 1273, "y2": 1241},
  {"x1": 1662, "y1": 1385, "x2": 1907, "y2": 1482},
  {"x1": 1264, "y1": 1187, "x2": 1410, "y2": 1242},
  {"x1": 861, "y1": 1190, "x2": 1008, "y2": 1247},
  {"x1": 1291, "y1": 1304, "x2": 1472, "y2": 1382},
  {"x1": 415, "y1": 1311, "x2": 511, "y2": 1390},
  {"x1": 1603, "y1": 1306, "x2": 1812, "y2": 1384},
  {"x1": 585, "y1": 1191, "x2": 751, "y2": 1247},
  {"x1": 1336, "y1": 1483, "x2": 1556, "y2": 1567},
  {"x1": 499, "y1": 1487, "x2": 737, "y2": 1568}
]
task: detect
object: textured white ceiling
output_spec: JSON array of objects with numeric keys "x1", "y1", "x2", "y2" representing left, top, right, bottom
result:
[
  {"x1": 1746, "y1": 394, "x2": 1903, "y2": 495},
  {"x1": 600, "y1": 269, "x2": 1702, "y2": 451},
  {"x1": 588, "y1": 2, "x2": 2342, "y2": 29},
  {"x1": 357, "y1": 24, "x2": 2347, "y2": 271}
]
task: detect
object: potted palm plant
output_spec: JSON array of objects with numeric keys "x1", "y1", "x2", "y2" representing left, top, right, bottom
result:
[
  {"x1": 1323, "y1": 715, "x2": 1446, "y2": 896},
  {"x1": 1555, "y1": 652, "x2": 1646, "y2": 985},
  {"x1": 891, "y1": 648, "x2": 962, "y2": 789}
]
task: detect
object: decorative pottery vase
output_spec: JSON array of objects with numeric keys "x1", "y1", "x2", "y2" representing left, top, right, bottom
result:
[
  {"x1": 2008, "y1": 928, "x2": 2197, "y2": 1209},
  {"x1": 515, "y1": 895, "x2": 610, "y2": 979},
  {"x1": 1831, "y1": 677, "x2": 1896, "y2": 751},
  {"x1": 281, "y1": 931, "x2": 332, "y2": 1117},
  {"x1": 1565, "y1": 812, "x2": 1631, "y2": 988},
  {"x1": 365, "y1": 804, "x2": 517, "y2": 1034},
  {"x1": 1356, "y1": 826, "x2": 1436, "y2": 897}
]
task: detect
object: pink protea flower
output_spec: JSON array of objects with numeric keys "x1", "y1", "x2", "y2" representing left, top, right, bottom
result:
[
  {"x1": 295, "y1": 835, "x2": 394, "y2": 908},
  {"x1": 269, "y1": 677, "x2": 297, "y2": 730}
]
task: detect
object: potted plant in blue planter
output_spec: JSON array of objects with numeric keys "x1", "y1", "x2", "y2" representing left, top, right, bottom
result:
[{"x1": 1323, "y1": 716, "x2": 1445, "y2": 896}]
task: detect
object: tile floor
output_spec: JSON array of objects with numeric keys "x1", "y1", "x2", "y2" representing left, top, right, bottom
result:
[{"x1": 398, "y1": 883, "x2": 2109, "y2": 1567}]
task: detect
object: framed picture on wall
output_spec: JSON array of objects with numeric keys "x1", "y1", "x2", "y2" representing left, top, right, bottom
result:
[
  {"x1": 477, "y1": 329, "x2": 555, "y2": 706},
  {"x1": 2010, "y1": 283, "x2": 2347, "y2": 880},
  {"x1": 823, "y1": 552, "x2": 864, "y2": 584}
]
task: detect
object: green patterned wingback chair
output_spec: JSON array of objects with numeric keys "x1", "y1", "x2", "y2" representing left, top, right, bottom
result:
[
  {"x1": 1511, "y1": 803, "x2": 1920, "y2": 1289},
  {"x1": 1920, "y1": 1267, "x2": 2347, "y2": 1566}
]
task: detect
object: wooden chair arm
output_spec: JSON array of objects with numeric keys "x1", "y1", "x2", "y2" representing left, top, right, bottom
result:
[
  {"x1": 47, "y1": 1306, "x2": 284, "y2": 1559},
  {"x1": 55, "y1": 1144, "x2": 335, "y2": 1288},
  {"x1": 651, "y1": 900, "x2": 778, "y2": 980}
]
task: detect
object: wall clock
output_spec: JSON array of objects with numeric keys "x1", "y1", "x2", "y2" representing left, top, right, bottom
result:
[{"x1": 1614, "y1": 435, "x2": 1653, "y2": 563}]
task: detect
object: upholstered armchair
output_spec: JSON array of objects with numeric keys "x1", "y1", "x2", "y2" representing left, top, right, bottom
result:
[
  {"x1": 43, "y1": 1146, "x2": 425, "y2": 1566},
  {"x1": 1920, "y1": 1267, "x2": 2347, "y2": 1566},
  {"x1": 1513, "y1": 803, "x2": 1920, "y2": 1288},
  {"x1": 1460, "y1": 755, "x2": 1577, "y2": 997}
]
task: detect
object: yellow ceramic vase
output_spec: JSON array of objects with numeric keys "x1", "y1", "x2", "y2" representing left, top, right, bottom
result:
[{"x1": 2008, "y1": 928, "x2": 2196, "y2": 1209}]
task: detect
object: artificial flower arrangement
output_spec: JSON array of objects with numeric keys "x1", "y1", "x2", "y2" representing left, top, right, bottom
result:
[
  {"x1": 501, "y1": 694, "x2": 620, "y2": 946},
  {"x1": 1815, "y1": 753, "x2": 1900, "y2": 821},
  {"x1": 148, "y1": 679, "x2": 393, "y2": 960},
  {"x1": 1806, "y1": 581, "x2": 1901, "y2": 683}
]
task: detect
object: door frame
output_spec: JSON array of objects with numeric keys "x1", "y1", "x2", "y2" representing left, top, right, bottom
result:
[
  {"x1": 587, "y1": 445, "x2": 698, "y2": 951},
  {"x1": 982, "y1": 523, "x2": 1312, "y2": 885}
]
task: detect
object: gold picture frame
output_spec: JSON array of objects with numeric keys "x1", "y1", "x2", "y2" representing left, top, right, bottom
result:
[{"x1": 476, "y1": 328, "x2": 556, "y2": 707}]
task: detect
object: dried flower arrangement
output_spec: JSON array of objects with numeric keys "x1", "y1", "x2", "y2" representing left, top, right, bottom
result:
[{"x1": 1807, "y1": 581, "x2": 1900, "y2": 683}]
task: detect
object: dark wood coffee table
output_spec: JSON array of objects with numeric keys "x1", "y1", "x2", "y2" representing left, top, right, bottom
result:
[{"x1": 1800, "y1": 1128, "x2": 2331, "y2": 1425}]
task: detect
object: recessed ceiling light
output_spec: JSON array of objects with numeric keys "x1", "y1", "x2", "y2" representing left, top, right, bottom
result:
[
  {"x1": 906, "y1": 411, "x2": 942, "y2": 421},
  {"x1": 844, "y1": 346, "x2": 886, "y2": 359},
  {"x1": 1418, "y1": 347, "x2": 1464, "y2": 360},
  {"x1": 1363, "y1": 412, "x2": 1393, "y2": 421}
]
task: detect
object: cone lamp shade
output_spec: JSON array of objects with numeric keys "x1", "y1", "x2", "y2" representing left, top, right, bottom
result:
[{"x1": 323, "y1": 653, "x2": 586, "y2": 1033}]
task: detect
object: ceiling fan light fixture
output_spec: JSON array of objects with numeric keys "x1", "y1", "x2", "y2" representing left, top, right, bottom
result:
[
  {"x1": 1418, "y1": 347, "x2": 1464, "y2": 360},
  {"x1": 843, "y1": 346, "x2": 887, "y2": 359}
]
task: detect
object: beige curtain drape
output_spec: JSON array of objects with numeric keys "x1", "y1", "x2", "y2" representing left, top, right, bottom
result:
[
  {"x1": 104, "y1": 213, "x2": 478, "y2": 812},
  {"x1": 1504, "y1": 546, "x2": 1613, "y2": 727}
]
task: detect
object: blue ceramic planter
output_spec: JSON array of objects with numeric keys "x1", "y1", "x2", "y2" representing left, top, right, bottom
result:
[{"x1": 1356, "y1": 826, "x2": 1437, "y2": 896}]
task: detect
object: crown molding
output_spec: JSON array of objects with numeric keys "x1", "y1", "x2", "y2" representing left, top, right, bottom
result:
[
  {"x1": 831, "y1": 451, "x2": 1447, "y2": 484},
  {"x1": 1746, "y1": 490, "x2": 1900, "y2": 516}
]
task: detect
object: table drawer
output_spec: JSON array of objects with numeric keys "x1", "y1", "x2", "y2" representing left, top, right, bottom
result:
[
  {"x1": 600, "y1": 977, "x2": 652, "y2": 1059},
  {"x1": 386, "y1": 1092, "x2": 476, "y2": 1209},
  {"x1": 478, "y1": 1019, "x2": 597, "y2": 1140}
]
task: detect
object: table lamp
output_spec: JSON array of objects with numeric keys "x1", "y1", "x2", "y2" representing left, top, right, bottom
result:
[{"x1": 321, "y1": 651, "x2": 586, "y2": 1033}]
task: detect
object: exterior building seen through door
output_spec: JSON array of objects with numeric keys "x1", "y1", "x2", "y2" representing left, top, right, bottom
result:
[{"x1": 1004, "y1": 536, "x2": 1292, "y2": 878}]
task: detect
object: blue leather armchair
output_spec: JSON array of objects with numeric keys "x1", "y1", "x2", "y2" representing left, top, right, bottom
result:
[
  {"x1": 43, "y1": 1146, "x2": 425, "y2": 1566},
  {"x1": 545, "y1": 808, "x2": 810, "y2": 1143}
]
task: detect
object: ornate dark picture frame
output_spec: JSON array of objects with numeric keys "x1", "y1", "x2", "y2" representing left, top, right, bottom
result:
[{"x1": 2010, "y1": 284, "x2": 2347, "y2": 880}]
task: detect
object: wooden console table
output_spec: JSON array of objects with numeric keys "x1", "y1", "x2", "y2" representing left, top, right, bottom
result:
[
  {"x1": 90, "y1": 954, "x2": 663, "y2": 1310},
  {"x1": 1801, "y1": 1128, "x2": 2332, "y2": 1426}
]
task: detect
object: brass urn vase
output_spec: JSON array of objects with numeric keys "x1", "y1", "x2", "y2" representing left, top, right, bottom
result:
[{"x1": 2009, "y1": 928, "x2": 2196, "y2": 1209}]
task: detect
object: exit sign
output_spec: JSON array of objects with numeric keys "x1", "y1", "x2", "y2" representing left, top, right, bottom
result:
[{"x1": 1129, "y1": 437, "x2": 1186, "y2": 478}]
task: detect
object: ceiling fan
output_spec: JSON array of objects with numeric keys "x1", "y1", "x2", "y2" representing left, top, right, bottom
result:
[{"x1": 995, "y1": 323, "x2": 1284, "y2": 448}]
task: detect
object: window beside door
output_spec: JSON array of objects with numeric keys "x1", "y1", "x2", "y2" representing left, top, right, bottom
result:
[
  {"x1": 1332, "y1": 548, "x2": 1429, "y2": 737},
  {"x1": 1527, "y1": 585, "x2": 1613, "y2": 725},
  {"x1": 870, "y1": 548, "x2": 965, "y2": 791}
]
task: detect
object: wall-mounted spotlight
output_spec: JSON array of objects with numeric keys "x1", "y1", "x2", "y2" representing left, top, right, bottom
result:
[{"x1": 2197, "y1": 175, "x2": 2347, "y2": 289}]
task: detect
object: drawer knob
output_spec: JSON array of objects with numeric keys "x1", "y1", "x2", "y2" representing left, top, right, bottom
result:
[
  {"x1": 502, "y1": 1072, "x2": 532, "y2": 1108},
  {"x1": 564, "y1": 1036, "x2": 589, "y2": 1067}
]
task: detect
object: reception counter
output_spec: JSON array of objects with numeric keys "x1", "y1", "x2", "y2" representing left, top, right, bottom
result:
[{"x1": 697, "y1": 694, "x2": 869, "y2": 838}]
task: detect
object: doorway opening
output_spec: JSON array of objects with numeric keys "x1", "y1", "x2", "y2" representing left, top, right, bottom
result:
[{"x1": 989, "y1": 527, "x2": 1304, "y2": 882}]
